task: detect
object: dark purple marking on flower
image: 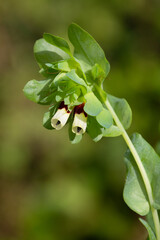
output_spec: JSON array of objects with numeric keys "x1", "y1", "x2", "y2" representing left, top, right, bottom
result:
[
  {"x1": 59, "y1": 101, "x2": 70, "y2": 113},
  {"x1": 77, "y1": 127, "x2": 82, "y2": 133},
  {"x1": 56, "y1": 120, "x2": 61, "y2": 125},
  {"x1": 74, "y1": 103, "x2": 87, "y2": 117}
]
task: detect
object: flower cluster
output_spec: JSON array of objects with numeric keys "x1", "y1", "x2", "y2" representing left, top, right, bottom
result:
[
  {"x1": 51, "y1": 101, "x2": 87, "y2": 135},
  {"x1": 23, "y1": 23, "x2": 124, "y2": 143}
]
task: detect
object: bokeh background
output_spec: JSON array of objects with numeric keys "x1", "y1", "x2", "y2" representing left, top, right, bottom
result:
[{"x1": 0, "y1": 0, "x2": 160, "y2": 239}]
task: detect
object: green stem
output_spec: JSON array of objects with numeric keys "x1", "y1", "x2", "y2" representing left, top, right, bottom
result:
[{"x1": 105, "y1": 99, "x2": 160, "y2": 240}]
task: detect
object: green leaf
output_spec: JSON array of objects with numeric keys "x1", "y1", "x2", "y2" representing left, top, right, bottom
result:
[
  {"x1": 38, "y1": 92, "x2": 56, "y2": 105},
  {"x1": 123, "y1": 133, "x2": 160, "y2": 216},
  {"x1": 124, "y1": 154, "x2": 149, "y2": 215},
  {"x1": 103, "y1": 125, "x2": 122, "y2": 137},
  {"x1": 69, "y1": 132, "x2": 82, "y2": 144},
  {"x1": 87, "y1": 116, "x2": 103, "y2": 142},
  {"x1": 85, "y1": 64, "x2": 106, "y2": 86},
  {"x1": 96, "y1": 108, "x2": 113, "y2": 128},
  {"x1": 34, "y1": 39, "x2": 69, "y2": 68},
  {"x1": 43, "y1": 33, "x2": 72, "y2": 57},
  {"x1": 146, "y1": 211, "x2": 155, "y2": 235},
  {"x1": 139, "y1": 218, "x2": 156, "y2": 240},
  {"x1": 46, "y1": 62, "x2": 70, "y2": 72},
  {"x1": 91, "y1": 63, "x2": 106, "y2": 85},
  {"x1": 43, "y1": 105, "x2": 58, "y2": 130},
  {"x1": 68, "y1": 23, "x2": 110, "y2": 76},
  {"x1": 64, "y1": 87, "x2": 81, "y2": 105},
  {"x1": 92, "y1": 63, "x2": 105, "y2": 79},
  {"x1": 108, "y1": 94, "x2": 132, "y2": 130},
  {"x1": 53, "y1": 73, "x2": 67, "y2": 87},
  {"x1": 23, "y1": 79, "x2": 55, "y2": 104},
  {"x1": 66, "y1": 69, "x2": 87, "y2": 87},
  {"x1": 84, "y1": 92, "x2": 103, "y2": 116},
  {"x1": 46, "y1": 58, "x2": 79, "y2": 72},
  {"x1": 39, "y1": 67, "x2": 59, "y2": 78},
  {"x1": 93, "y1": 84, "x2": 107, "y2": 103}
]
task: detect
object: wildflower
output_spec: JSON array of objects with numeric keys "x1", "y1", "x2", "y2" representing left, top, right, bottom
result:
[
  {"x1": 72, "y1": 103, "x2": 87, "y2": 135},
  {"x1": 51, "y1": 101, "x2": 87, "y2": 135},
  {"x1": 51, "y1": 102, "x2": 71, "y2": 130}
]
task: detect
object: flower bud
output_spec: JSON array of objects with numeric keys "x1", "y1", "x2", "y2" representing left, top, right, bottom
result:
[
  {"x1": 72, "y1": 103, "x2": 87, "y2": 135},
  {"x1": 51, "y1": 102, "x2": 71, "y2": 130}
]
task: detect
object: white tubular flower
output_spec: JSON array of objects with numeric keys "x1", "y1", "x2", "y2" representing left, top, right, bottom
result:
[
  {"x1": 51, "y1": 102, "x2": 71, "y2": 130},
  {"x1": 72, "y1": 103, "x2": 87, "y2": 135}
]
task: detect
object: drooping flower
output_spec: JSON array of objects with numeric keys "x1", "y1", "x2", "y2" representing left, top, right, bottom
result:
[
  {"x1": 72, "y1": 103, "x2": 87, "y2": 135},
  {"x1": 51, "y1": 102, "x2": 71, "y2": 130},
  {"x1": 51, "y1": 101, "x2": 88, "y2": 135}
]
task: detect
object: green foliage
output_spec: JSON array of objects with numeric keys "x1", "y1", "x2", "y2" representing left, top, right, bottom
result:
[
  {"x1": 43, "y1": 33, "x2": 72, "y2": 56},
  {"x1": 23, "y1": 79, "x2": 56, "y2": 105},
  {"x1": 66, "y1": 70, "x2": 87, "y2": 87},
  {"x1": 107, "y1": 94, "x2": 132, "y2": 130},
  {"x1": 103, "y1": 125, "x2": 122, "y2": 137},
  {"x1": 86, "y1": 116, "x2": 103, "y2": 142},
  {"x1": 96, "y1": 108, "x2": 113, "y2": 128},
  {"x1": 123, "y1": 133, "x2": 160, "y2": 216},
  {"x1": 91, "y1": 63, "x2": 106, "y2": 85},
  {"x1": 140, "y1": 218, "x2": 156, "y2": 240},
  {"x1": 84, "y1": 92, "x2": 103, "y2": 116},
  {"x1": 34, "y1": 39, "x2": 68, "y2": 68},
  {"x1": 68, "y1": 23, "x2": 110, "y2": 76},
  {"x1": 45, "y1": 59, "x2": 79, "y2": 72},
  {"x1": 43, "y1": 105, "x2": 59, "y2": 129}
]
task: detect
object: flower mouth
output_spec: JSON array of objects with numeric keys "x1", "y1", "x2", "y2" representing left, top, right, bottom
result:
[
  {"x1": 51, "y1": 117, "x2": 64, "y2": 130},
  {"x1": 72, "y1": 125, "x2": 84, "y2": 135},
  {"x1": 56, "y1": 120, "x2": 61, "y2": 126},
  {"x1": 77, "y1": 126, "x2": 82, "y2": 133}
]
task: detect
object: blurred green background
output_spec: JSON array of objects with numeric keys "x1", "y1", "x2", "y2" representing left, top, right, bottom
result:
[{"x1": 0, "y1": 0, "x2": 160, "y2": 239}]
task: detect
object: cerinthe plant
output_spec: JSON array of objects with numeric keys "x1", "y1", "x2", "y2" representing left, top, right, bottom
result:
[{"x1": 23, "y1": 23, "x2": 160, "y2": 240}]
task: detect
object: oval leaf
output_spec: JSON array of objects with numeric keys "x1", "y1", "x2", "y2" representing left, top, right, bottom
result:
[
  {"x1": 43, "y1": 33, "x2": 72, "y2": 57},
  {"x1": 108, "y1": 94, "x2": 132, "y2": 130},
  {"x1": 23, "y1": 79, "x2": 54, "y2": 104},
  {"x1": 87, "y1": 116, "x2": 103, "y2": 142},
  {"x1": 84, "y1": 92, "x2": 103, "y2": 116},
  {"x1": 123, "y1": 153, "x2": 150, "y2": 216},
  {"x1": 34, "y1": 39, "x2": 69, "y2": 68},
  {"x1": 96, "y1": 108, "x2": 113, "y2": 128},
  {"x1": 103, "y1": 125, "x2": 122, "y2": 137},
  {"x1": 139, "y1": 218, "x2": 156, "y2": 240},
  {"x1": 46, "y1": 59, "x2": 79, "y2": 72},
  {"x1": 68, "y1": 23, "x2": 110, "y2": 76},
  {"x1": 123, "y1": 133, "x2": 160, "y2": 216},
  {"x1": 66, "y1": 70, "x2": 87, "y2": 87}
]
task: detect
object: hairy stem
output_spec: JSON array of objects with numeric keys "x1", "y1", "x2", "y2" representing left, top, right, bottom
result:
[{"x1": 105, "y1": 99, "x2": 160, "y2": 240}]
